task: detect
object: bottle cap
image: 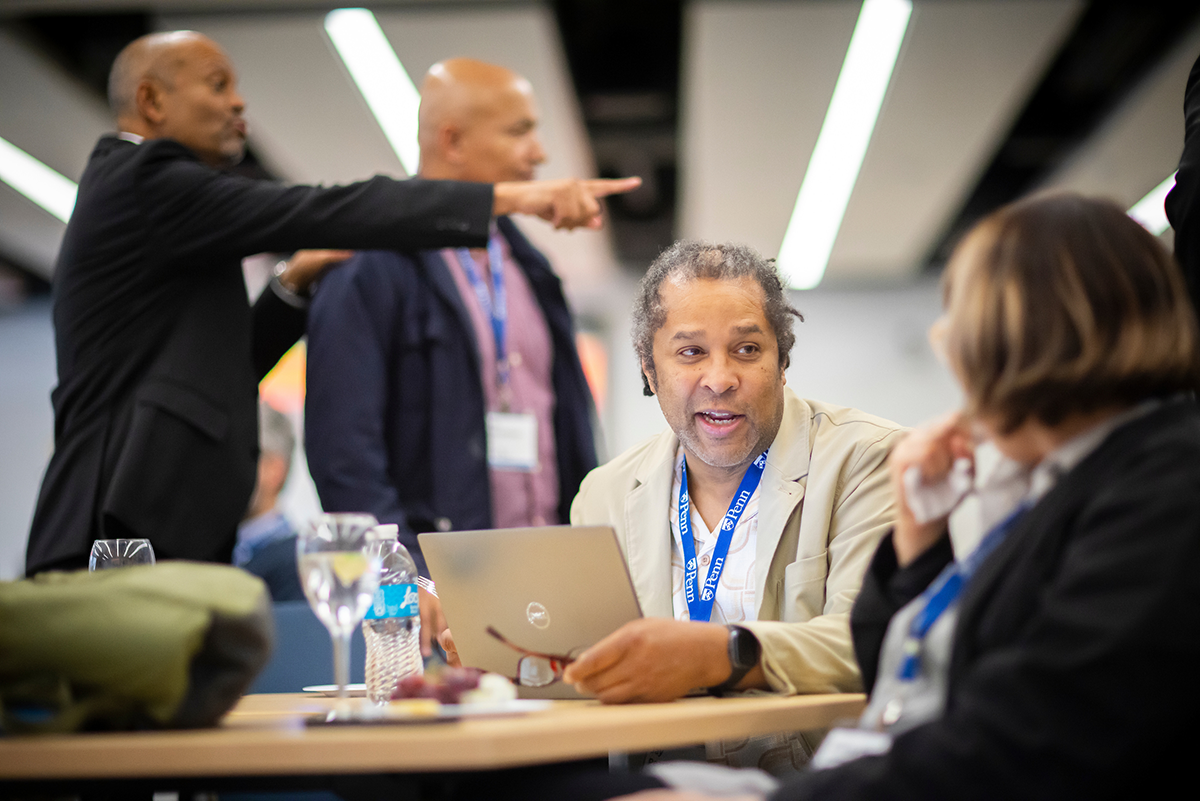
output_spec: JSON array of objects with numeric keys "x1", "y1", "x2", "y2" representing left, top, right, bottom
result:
[{"x1": 373, "y1": 524, "x2": 400, "y2": 540}]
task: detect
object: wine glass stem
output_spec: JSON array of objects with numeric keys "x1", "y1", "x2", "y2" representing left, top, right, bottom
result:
[{"x1": 333, "y1": 630, "x2": 351, "y2": 698}]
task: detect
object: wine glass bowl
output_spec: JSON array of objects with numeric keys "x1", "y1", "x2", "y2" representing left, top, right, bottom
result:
[
  {"x1": 89, "y1": 539, "x2": 155, "y2": 571},
  {"x1": 296, "y1": 513, "x2": 383, "y2": 703}
]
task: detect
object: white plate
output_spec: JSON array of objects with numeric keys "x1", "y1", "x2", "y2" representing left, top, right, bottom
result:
[
  {"x1": 438, "y1": 698, "x2": 553, "y2": 718},
  {"x1": 302, "y1": 683, "x2": 367, "y2": 697}
]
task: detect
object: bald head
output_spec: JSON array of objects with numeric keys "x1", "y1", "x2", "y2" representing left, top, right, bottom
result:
[
  {"x1": 108, "y1": 31, "x2": 203, "y2": 119},
  {"x1": 107, "y1": 31, "x2": 246, "y2": 167},
  {"x1": 417, "y1": 58, "x2": 545, "y2": 183}
]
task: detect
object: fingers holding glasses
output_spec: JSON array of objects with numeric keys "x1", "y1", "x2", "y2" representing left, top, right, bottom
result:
[{"x1": 563, "y1": 619, "x2": 730, "y2": 703}]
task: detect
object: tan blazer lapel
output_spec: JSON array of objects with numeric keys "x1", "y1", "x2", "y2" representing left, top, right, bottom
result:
[
  {"x1": 622, "y1": 431, "x2": 679, "y2": 619},
  {"x1": 754, "y1": 389, "x2": 811, "y2": 618}
]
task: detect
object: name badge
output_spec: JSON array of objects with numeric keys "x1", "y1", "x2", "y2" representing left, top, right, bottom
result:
[
  {"x1": 486, "y1": 411, "x2": 538, "y2": 471},
  {"x1": 810, "y1": 727, "x2": 893, "y2": 770}
]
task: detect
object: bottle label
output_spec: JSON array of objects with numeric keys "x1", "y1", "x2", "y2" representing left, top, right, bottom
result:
[{"x1": 364, "y1": 583, "x2": 419, "y2": 620}]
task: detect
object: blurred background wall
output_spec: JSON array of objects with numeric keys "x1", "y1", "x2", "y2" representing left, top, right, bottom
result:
[{"x1": 1, "y1": 0, "x2": 1196, "y2": 579}]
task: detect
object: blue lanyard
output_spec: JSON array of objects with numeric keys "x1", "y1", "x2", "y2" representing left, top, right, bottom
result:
[
  {"x1": 457, "y1": 233, "x2": 509, "y2": 386},
  {"x1": 896, "y1": 502, "x2": 1029, "y2": 681},
  {"x1": 678, "y1": 450, "x2": 768, "y2": 622}
]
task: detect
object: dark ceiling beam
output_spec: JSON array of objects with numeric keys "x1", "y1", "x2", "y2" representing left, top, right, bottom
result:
[{"x1": 926, "y1": 0, "x2": 1200, "y2": 268}]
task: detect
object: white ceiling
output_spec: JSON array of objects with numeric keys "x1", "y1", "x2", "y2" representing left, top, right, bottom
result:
[
  {"x1": 0, "y1": 26, "x2": 110, "y2": 275},
  {"x1": 679, "y1": 0, "x2": 1084, "y2": 284}
]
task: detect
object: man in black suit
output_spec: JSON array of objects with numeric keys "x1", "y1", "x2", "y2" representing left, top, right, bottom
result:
[{"x1": 24, "y1": 31, "x2": 637, "y2": 576}]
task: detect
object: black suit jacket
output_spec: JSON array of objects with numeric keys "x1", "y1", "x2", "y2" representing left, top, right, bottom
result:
[
  {"x1": 304, "y1": 217, "x2": 597, "y2": 577},
  {"x1": 26, "y1": 136, "x2": 493, "y2": 575},
  {"x1": 778, "y1": 400, "x2": 1200, "y2": 800}
]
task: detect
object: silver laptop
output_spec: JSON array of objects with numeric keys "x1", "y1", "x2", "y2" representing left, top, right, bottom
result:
[{"x1": 419, "y1": 525, "x2": 643, "y2": 699}]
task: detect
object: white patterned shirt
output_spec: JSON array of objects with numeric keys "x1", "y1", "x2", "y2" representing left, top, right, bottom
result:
[{"x1": 669, "y1": 447, "x2": 761, "y2": 623}]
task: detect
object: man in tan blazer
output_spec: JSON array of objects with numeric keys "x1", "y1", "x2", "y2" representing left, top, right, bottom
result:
[{"x1": 563, "y1": 241, "x2": 904, "y2": 708}]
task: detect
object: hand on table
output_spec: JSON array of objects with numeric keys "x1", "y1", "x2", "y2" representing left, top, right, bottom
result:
[
  {"x1": 276, "y1": 249, "x2": 354, "y2": 294},
  {"x1": 889, "y1": 410, "x2": 976, "y2": 567},
  {"x1": 419, "y1": 586, "x2": 447, "y2": 657},
  {"x1": 562, "y1": 618, "x2": 748, "y2": 703},
  {"x1": 492, "y1": 177, "x2": 641, "y2": 230}
]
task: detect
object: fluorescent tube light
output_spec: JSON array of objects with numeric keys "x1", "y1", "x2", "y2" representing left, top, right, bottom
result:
[
  {"x1": 325, "y1": 8, "x2": 421, "y2": 175},
  {"x1": 1127, "y1": 172, "x2": 1175, "y2": 236},
  {"x1": 778, "y1": 0, "x2": 912, "y2": 289},
  {"x1": 0, "y1": 135, "x2": 77, "y2": 223}
]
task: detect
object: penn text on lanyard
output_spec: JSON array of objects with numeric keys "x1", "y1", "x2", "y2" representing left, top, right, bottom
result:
[
  {"x1": 457, "y1": 233, "x2": 510, "y2": 403},
  {"x1": 678, "y1": 450, "x2": 769, "y2": 623},
  {"x1": 896, "y1": 502, "x2": 1030, "y2": 681}
]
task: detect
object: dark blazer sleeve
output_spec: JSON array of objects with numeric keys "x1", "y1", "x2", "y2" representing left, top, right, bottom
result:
[
  {"x1": 773, "y1": 434, "x2": 1200, "y2": 801},
  {"x1": 304, "y1": 251, "x2": 431, "y2": 575},
  {"x1": 1166, "y1": 50, "x2": 1200, "y2": 314},
  {"x1": 851, "y1": 532, "x2": 954, "y2": 694},
  {"x1": 136, "y1": 141, "x2": 493, "y2": 264}
]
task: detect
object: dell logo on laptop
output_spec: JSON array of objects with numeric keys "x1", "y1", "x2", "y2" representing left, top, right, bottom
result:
[{"x1": 526, "y1": 602, "x2": 550, "y2": 629}]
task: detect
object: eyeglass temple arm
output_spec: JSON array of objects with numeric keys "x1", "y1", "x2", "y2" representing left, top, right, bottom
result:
[
  {"x1": 486, "y1": 626, "x2": 576, "y2": 664},
  {"x1": 486, "y1": 625, "x2": 540, "y2": 657}
]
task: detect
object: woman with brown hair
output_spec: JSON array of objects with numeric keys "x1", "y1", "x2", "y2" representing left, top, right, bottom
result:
[{"x1": 618, "y1": 193, "x2": 1200, "y2": 800}]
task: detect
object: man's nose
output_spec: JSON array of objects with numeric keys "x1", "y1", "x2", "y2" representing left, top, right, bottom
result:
[
  {"x1": 231, "y1": 90, "x2": 246, "y2": 113},
  {"x1": 699, "y1": 353, "x2": 739, "y2": 395},
  {"x1": 530, "y1": 135, "x2": 547, "y2": 166}
]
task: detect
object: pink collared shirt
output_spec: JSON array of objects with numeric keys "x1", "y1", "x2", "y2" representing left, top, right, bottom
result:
[{"x1": 442, "y1": 236, "x2": 560, "y2": 528}]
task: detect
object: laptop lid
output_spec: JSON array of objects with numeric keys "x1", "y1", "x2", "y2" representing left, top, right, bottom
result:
[{"x1": 419, "y1": 525, "x2": 643, "y2": 699}]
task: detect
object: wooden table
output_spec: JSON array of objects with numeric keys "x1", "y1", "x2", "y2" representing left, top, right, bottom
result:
[{"x1": 0, "y1": 692, "x2": 865, "y2": 794}]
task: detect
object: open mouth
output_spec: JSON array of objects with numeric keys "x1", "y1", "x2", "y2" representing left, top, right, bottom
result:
[{"x1": 697, "y1": 411, "x2": 743, "y2": 428}]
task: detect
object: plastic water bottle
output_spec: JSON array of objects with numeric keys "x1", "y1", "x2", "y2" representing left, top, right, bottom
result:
[{"x1": 363, "y1": 529, "x2": 423, "y2": 704}]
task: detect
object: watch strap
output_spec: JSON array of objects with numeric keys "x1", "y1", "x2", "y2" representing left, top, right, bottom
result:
[{"x1": 707, "y1": 625, "x2": 760, "y2": 696}]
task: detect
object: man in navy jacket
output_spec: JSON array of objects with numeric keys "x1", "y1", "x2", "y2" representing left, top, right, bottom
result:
[{"x1": 305, "y1": 60, "x2": 598, "y2": 647}]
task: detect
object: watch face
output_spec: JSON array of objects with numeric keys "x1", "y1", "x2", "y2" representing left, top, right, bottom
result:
[{"x1": 731, "y1": 626, "x2": 760, "y2": 668}]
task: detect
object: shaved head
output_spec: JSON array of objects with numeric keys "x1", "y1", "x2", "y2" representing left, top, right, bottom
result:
[
  {"x1": 108, "y1": 31, "x2": 206, "y2": 119},
  {"x1": 417, "y1": 58, "x2": 544, "y2": 183},
  {"x1": 106, "y1": 31, "x2": 246, "y2": 167}
]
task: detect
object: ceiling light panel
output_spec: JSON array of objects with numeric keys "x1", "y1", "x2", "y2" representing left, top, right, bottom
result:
[
  {"x1": 778, "y1": 0, "x2": 912, "y2": 289},
  {"x1": 0, "y1": 135, "x2": 77, "y2": 224},
  {"x1": 1128, "y1": 173, "x2": 1175, "y2": 235},
  {"x1": 325, "y1": 7, "x2": 421, "y2": 176}
]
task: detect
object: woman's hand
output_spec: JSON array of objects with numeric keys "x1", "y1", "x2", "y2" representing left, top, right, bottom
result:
[{"x1": 890, "y1": 411, "x2": 975, "y2": 567}]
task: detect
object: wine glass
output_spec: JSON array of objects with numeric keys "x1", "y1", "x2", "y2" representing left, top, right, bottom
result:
[
  {"x1": 296, "y1": 513, "x2": 383, "y2": 704},
  {"x1": 89, "y1": 539, "x2": 156, "y2": 570}
]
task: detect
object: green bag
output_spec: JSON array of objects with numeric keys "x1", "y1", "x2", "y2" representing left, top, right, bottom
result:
[{"x1": 0, "y1": 562, "x2": 273, "y2": 734}]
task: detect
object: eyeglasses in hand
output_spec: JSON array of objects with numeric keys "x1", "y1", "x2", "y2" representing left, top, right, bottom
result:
[{"x1": 486, "y1": 626, "x2": 579, "y2": 688}]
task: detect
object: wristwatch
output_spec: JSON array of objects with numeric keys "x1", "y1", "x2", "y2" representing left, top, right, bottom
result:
[{"x1": 708, "y1": 625, "x2": 761, "y2": 696}]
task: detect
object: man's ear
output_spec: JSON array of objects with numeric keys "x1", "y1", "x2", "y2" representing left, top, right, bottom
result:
[
  {"x1": 439, "y1": 123, "x2": 465, "y2": 166},
  {"x1": 136, "y1": 79, "x2": 166, "y2": 127},
  {"x1": 641, "y1": 360, "x2": 657, "y2": 397}
]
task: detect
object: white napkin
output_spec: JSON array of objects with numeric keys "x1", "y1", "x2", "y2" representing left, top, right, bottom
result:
[{"x1": 903, "y1": 457, "x2": 974, "y2": 524}]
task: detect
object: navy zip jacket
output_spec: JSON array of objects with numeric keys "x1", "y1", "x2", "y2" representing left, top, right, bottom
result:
[{"x1": 305, "y1": 217, "x2": 597, "y2": 576}]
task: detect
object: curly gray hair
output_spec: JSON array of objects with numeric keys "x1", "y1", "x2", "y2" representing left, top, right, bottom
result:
[{"x1": 631, "y1": 241, "x2": 803, "y2": 396}]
